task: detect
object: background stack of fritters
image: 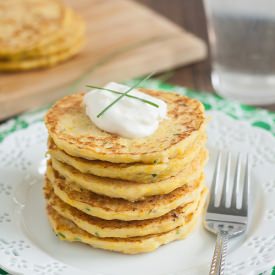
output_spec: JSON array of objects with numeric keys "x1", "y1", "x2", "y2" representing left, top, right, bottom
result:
[
  {"x1": 0, "y1": 0, "x2": 85, "y2": 72},
  {"x1": 44, "y1": 88, "x2": 208, "y2": 254}
]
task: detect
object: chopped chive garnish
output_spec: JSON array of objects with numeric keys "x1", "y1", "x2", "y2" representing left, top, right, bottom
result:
[
  {"x1": 86, "y1": 85, "x2": 159, "y2": 108},
  {"x1": 96, "y1": 73, "x2": 155, "y2": 118},
  {"x1": 57, "y1": 232, "x2": 66, "y2": 238}
]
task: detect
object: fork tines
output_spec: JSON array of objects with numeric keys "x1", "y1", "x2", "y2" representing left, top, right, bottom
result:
[{"x1": 207, "y1": 151, "x2": 250, "y2": 218}]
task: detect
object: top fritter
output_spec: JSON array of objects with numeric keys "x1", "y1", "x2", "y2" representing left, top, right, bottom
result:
[{"x1": 45, "y1": 88, "x2": 206, "y2": 164}]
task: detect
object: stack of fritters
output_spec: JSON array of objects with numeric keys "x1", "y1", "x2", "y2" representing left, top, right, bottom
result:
[
  {"x1": 44, "y1": 88, "x2": 208, "y2": 254},
  {"x1": 0, "y1": 0, "x2": 85, "y2": 72}
]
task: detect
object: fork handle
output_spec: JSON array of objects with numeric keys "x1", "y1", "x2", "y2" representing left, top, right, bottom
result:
[{"x1": 209, "y1": 231, "x2": 229, "y2": 275}]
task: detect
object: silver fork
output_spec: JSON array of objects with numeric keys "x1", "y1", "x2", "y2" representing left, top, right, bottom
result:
[{"x1": 204, "y1": 152, "x2": 250, "y2": 275}]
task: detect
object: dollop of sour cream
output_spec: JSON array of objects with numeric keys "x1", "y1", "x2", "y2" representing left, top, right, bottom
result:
[{"x1": 83, "y1": 82, "x2": 167, "y2": 139}]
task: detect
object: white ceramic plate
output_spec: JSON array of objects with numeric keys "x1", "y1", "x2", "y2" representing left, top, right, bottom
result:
[{"x1": 0, "y1": 111, "x2": 275, "y2": 275}]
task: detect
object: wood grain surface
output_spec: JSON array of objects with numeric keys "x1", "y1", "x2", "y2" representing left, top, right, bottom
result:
[
  {"x1": 137, "y1": 0, "x2": 212, "y2": 91},
  {"x1": 0, "y1": 0, "x2": 207, "y2": 120}
]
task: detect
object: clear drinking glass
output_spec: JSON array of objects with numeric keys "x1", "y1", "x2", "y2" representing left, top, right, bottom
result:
[{"x1": 203, "y1": 0, "x2": 275, "y2": 105}]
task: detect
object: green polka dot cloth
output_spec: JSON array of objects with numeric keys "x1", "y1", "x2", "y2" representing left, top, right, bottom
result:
[{"x1": 0, "y1": 79, "x2": 275, "y2": 275}]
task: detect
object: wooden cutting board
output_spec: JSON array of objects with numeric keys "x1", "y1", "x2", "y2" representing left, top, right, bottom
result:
[{"x1": 0, "y1": 0, "x2": 207, "y2": 120}]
